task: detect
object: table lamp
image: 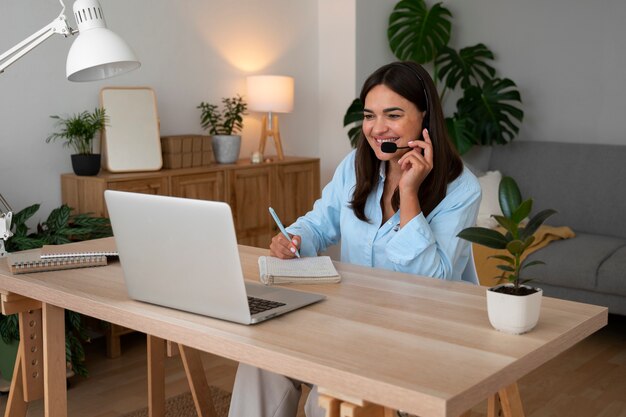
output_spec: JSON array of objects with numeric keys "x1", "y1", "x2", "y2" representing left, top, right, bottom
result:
[
  {"x1": 0, "y1": 0, "x2": 140, "y2": 81},
  {"x1": 246, "y1": 75, "x2": 294, "y2": 161}
]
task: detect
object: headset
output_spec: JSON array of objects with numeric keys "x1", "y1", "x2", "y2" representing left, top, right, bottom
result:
[{"x1": 381, "y1": 62, "x2": 430, "y2": 153}]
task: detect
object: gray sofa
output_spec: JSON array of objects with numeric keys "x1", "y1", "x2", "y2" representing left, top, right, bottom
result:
[{"x1": 467, "y1": 141, "x2": 626, "y2": 315}]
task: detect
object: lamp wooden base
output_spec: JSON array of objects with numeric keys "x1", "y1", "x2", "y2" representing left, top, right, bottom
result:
[{"x1": 258, "y1": 114, "x2": 285, "y2": 160}]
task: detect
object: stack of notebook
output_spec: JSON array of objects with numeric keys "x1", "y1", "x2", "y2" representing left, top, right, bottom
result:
[{"x1": 6, "y1": 237, "x2": 118, "y2": 274}]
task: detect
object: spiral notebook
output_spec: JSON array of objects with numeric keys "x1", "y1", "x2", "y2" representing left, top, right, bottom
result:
[
  {"x1": 258, "y1": 256, "x2": 341, "y2": 285},
  {"x1": 39, "y1": 237, "x2": 118, "y2": 260},
  {"x1": 7, "y1": 251, "x2": 108, "y2": 274}
]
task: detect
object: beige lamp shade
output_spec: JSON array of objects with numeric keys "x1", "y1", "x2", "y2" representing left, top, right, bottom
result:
[
  {"x1": 246, "y1": 75, "x2": 294, "y2": 113},
  {"x1": 246, "y1": 75, "x2": 294, "y2": 161}
]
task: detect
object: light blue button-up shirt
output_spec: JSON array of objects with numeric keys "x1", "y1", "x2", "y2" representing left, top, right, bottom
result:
[{"x1": 286, "y1": 150, "x2": 481, "y2": 281}]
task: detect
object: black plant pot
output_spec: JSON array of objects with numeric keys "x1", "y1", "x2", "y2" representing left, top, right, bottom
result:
[{"x1": 71, "y1": 154, "x2": 101, "y2": 176}]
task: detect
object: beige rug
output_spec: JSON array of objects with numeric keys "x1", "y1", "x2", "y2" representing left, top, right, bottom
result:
[{"x1": 122, "y1": 386, "x2": 231, "y2": 417}]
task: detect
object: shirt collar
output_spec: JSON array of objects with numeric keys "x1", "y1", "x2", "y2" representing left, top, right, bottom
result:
[{"x1": 378, "y1": 161, "x2": 386, "y2": 180}]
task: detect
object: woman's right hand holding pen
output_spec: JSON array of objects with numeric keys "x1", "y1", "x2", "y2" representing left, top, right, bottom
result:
[{"x1": 270, "y1": 233, "x2": 301, "y2": 259}]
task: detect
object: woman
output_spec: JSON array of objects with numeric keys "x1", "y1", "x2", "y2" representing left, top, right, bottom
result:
[{"x1": 227, "y1": 61, "x2": 481, "y2": 417}]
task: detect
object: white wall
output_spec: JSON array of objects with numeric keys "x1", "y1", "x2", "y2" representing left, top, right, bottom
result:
[
  {"x1": 356, "y1": 0, "x2": 626, "y2": 146},
  {"x1": 4, "y1": 0, "x2": 625, "y2": 224},
  {"x1": 0, "y1": 0, "x2": 320, "y2": 219},
  {"x1": 318, "y1": 1, "x2": 356, "y2": 187}
]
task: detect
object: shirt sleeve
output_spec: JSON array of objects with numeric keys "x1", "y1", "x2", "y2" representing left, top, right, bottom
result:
[
  {"x1": 384, "y1": 170, "x2": 482, "y2": 279},
  {"x1": 286, "y1": 152, "x2": 355, "y2": 257}
]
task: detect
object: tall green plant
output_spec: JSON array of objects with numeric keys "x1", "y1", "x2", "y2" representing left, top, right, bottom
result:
[
  {"x1": 457, "y1": 176, "x2": 556, "y2": 293},
  {"x1": 1, "y1": 203, "x2": 113, "y2": 376},
  {"x1": 46, "y1": 108, "x2": 107, "y2": 155},
  {"x1": 344, "y1": 0, "x2": 524, "y2": 154}
]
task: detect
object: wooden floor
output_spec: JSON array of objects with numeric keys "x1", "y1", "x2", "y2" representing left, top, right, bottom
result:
[{"x1": 1, "y1": 314, "x2": 625, "y2": 417}]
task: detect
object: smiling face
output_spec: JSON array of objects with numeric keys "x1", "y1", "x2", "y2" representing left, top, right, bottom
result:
[{"x1": 362, "y1": 84, "x2": 425, "y2": 162}]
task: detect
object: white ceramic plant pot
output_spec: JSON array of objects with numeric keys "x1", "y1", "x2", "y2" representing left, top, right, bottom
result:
[
  {"x1": 211, "y1": 135, "x2": 241, "y2": 164},
  {"x1": 486, "y1": 284, "x2": 543, "y2": 335}
]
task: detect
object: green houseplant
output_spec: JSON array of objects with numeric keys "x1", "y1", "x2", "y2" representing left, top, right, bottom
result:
[
  {"x1": 197, "y1": 95, "x2": 247, "y2": 164},
  {"x1": 0, "y1": 203, "x2": 113, "y2": 377},
  {"x1": 457, "y1": 176, "x2": 556, "y2": 334},
  {"x1": 344, "y1": 0, "x2": 524, "y2": 155},
  {"x1": 46, "y1": 108, "x2": 107, "y2": 176}
]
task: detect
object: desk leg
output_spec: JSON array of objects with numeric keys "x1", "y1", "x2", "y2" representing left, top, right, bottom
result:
[
  {"x1": 487, "y1": 394, "x2": 500, "y2": 417},
  {"x1": 498, "y1": 383, "x2": 525, "y2": 417},
  {"x1": 147, "y1": 335, "x2": 166, "y2": 417},
  {"x1": 318, "y1": 394, "x2": 341, "y2": 417},
  {"x1": 4, "y1": 347, "x2": 27, "y2": 417},
  {"x1": 179, "y1": 345, "x2": 217, "y2": 417},
  {"x1": 42, "y1": 303, "x2": 66, "y2": 417}
]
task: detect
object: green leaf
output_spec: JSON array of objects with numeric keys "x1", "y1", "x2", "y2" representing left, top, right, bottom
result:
[
  {"x1": 496, "y1": 265, "x2": 515, "y2": 272},
  {"x1": 436, "y1": 44, "x2": 496, "y2": 90},
  {"x1": 511, "y1": 198, "x2": 533, "y2": 223},
  {"x1": 445, "y1": 115, "x2": 476, "y2": 155},
  {"x1": 458, "y1": 227, "x2": 508, "y2": 249},
  {"x1": 498, "y1": 176, "x2": 522, "y2": 218},
  {"x1": 522, "y1": 235, "x2": 536, "y2": 251},
  {"x1": 492, "y1": 215, "x2": 518, "y2": 236},
  {"x1": 0, "y1": 314, "x2": 19, "y2": 343},
  {"x1": 343, "y1": 98, "x2": 364, "y2": 148},
  {"x1": 456, "y1": 78, "x2": 524, "y2": 146},
  {"x1": 522, "y1": 260, "x2": 545, "y2": 270},
  {"x1": 520, "y1": 209, "x2": 558, "y2": 239},
  {"x1": 488, "y1": 255, "x2": 515, "y2": 264},
  {"x1": 506, "y1": 239, "x2": 525, "y2": 255},
  {"x1": 388, "y1": 0, "x2": 452, "y2": 63},
  {"x1": 11, "y1": 204, "x2": 40, "y2": 230}
]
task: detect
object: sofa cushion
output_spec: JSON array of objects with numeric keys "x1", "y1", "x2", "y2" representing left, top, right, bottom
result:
[
  {"x1": 522, "y1": 233, "x2": 626, "y2": 291},
  {"x1": 597, "y1": 245, "x2": 626, "y2": 297},
  {"x1": 476, "y1": 170, "x2": 503, "y2": 228}
]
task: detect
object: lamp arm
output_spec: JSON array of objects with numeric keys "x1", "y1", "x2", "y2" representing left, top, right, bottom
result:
[{"x1": 0, "y1": 7, "x2": 74, "y2": 75}]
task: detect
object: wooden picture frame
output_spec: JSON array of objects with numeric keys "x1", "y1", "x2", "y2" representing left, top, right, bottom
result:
[{"x1": 99, "y1": 87, "x2": 162, "y2": 172}]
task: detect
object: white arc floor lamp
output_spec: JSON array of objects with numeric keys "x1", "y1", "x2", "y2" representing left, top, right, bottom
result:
[
  {"x1": 247, "y1": 75, "x2": 294, "y2": 161},
  {"x1": 0, "y1": 0, "x2": 140, "y2": 256}
]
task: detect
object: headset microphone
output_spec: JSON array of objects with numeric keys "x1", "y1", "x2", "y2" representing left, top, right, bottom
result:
[{"x1": 381, "y1": 142, "x2": 411, "y2": 153}]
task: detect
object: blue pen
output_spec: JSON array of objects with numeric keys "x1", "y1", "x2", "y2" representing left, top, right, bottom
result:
[{"x1": 268, "y1": 207, "x2": 300, "y2": 258}]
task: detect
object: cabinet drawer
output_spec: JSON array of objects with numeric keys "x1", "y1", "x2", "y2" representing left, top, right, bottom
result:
[{"x1": 171, "y1": 172, "x2": 225, "y2": 202}]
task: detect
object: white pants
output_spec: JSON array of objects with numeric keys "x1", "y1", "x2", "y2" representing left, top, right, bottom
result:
[{"x1": 227, "y1": 363, "x2": 326, "y2": 417}]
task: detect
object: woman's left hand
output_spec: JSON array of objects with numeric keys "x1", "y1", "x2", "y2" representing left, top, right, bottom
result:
[{"x1": 397, "y1": 128, "x2": 434, "y2": 193}]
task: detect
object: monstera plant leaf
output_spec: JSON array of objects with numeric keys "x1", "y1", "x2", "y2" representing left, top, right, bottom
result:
[
  {"x1": 388, "y1": 0, "x2": 452, "y2": 63},
  {"x1": 457, "y1": 78, "x2": 524, "y2": 146},
  {"x1": 445, "y1": 115, "x2": 476, "y2": 155},
  {"x1": 436, "y1": 44, "x2": 496, "y2": 90},
  {"x1": 343, "y1": 98, "x2": 364, "y2": 148}
]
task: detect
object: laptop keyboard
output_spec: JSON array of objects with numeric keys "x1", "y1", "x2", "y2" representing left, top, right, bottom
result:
[{"x1": 247, "y1": 296, "x2": 286, "y2": 315}]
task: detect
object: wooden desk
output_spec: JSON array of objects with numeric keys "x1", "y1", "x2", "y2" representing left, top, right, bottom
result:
[{"x1": 0, "y1": 243, "x2": 608, "y2": 417}]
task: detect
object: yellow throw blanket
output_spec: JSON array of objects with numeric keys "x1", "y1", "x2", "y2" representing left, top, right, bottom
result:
[{"x1": 472, "y1": 225, "x2": 575, "y2": 287}]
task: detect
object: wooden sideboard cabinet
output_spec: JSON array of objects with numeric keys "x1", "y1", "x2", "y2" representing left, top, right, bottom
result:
[{"x1": 62, "y1": 156, "x2": 320, "y2": 248}]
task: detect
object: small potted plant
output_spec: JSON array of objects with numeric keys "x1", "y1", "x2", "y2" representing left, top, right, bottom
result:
[
  {"x1": 458, "y1": 176, "x2": 556, "y2": 334},
  {"x1": 46, "y1": 108, "x2": 107, "y2": 176},
  {"x1": 197, "y1": 95, "x2": 247, "y2": 164}
]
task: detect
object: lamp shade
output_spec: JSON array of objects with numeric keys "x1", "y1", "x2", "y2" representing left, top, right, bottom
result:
[
  {"x1": 66, "y1": 0, "x2": 140, "y2": 82},
  {"x1": 246, "y1": 75, "x2": 294, "y2": 113}
]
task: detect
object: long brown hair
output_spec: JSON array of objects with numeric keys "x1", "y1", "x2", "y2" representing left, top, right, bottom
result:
[{"x1": 350, "y1": 61, "x2": 463, "y2": 222}]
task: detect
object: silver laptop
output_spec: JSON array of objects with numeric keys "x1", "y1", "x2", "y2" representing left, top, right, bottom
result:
[{"x1": 104, "y1": 190, "x2": 325, "y2": 324}]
